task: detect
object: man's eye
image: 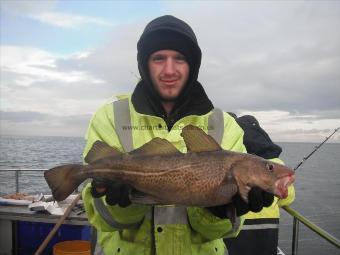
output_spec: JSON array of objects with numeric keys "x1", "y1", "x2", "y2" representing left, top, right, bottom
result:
[
  {"x1": 175, "y1": 55, "x2": 186, "y2": 63},
  {"x1": 151, "y1": 55, "x2": 165, "y2": 62}
]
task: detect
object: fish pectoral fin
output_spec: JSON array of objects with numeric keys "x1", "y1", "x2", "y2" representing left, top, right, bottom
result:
[
  {"x1": 239, "y1": 186, "x2": 250, "y2": 203},
  {"x1": 230, "y1": 163, "x2": 250, "y2": 203},
  {"x1": 129, "y1": 190, "x2": 161, "y2": 205},
  {"x1": 180, "y1": 125, "x2": 222, "y2": 152},
  {"x1": 130, "y1": 138, "x2": 181, "y2": 156},
  {"x1": 85, "y1": 141, "x2": 123, "y2": 164}
]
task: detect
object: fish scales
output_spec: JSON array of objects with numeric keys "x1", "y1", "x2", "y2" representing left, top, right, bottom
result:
[
  {"x1": 44, "y1": 125, "x2": 295, "y2": 206},
  {"x1": 79, "y1": 152, "x2": 234, "y2": 206}
]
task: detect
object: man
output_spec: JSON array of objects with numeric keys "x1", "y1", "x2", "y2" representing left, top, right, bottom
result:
[
  {"x1": 82, "y1": 15, "x2": 276, "y2": 255},
  {"x1": 225, "y1": 115, "x2": 295, "y2": 255}
]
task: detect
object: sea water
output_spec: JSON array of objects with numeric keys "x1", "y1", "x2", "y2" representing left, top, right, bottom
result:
[{"x1": 0, "y1": 135, "x2": 339, "y2": 255}]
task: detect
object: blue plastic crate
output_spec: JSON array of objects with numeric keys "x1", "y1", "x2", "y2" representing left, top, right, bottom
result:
[{"x1": 17, "y1": 221, "x2": 91, "y2": 255}]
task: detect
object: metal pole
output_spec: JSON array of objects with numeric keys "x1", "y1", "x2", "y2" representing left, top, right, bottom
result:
[
  {"x1": 284, "y1": 206, "x2": 340, "y2": 249},
  {"x1": 292, "y1": 217, "x2": 299, "y2": 255},
  {"x1": 15, "y1": 170, "x2": 19, "y2": 193}
]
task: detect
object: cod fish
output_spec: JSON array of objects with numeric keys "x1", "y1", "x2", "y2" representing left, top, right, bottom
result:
[{"x1": 44, "y1": 125, "x2": 295, "y2": 207}]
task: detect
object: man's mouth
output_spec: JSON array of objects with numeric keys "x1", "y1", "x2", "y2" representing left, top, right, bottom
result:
[{"x1": 161, "y1": 79, "x2": 178, "y2": 85}]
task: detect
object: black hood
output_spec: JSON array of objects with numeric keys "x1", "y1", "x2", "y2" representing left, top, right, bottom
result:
[
  {"x1": 133, "y1": 15, "x2": 213, "y2": 130},
  {"x1": 137, "y1": 15, "x2": 202, "y2": 87}
]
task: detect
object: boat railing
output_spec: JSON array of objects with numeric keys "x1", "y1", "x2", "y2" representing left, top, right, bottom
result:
[
  {"x1": 0, "y1": 168, "x2": 82, "y2": 194},
  {"x1": 282, "y1": 206, "x2": 340, "y2": 254},
  {"x1": 0, "y1": 169, "x2": 47, "y2": 193}
]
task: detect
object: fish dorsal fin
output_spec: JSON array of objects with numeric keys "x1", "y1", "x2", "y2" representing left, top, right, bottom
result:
[
  {"x1": 181, "y1": 125, "x2": 222, "y2": 152},
  {"x1": 85, "y1": 140, "x2": 123, "y2": 164},
  {"x1": 130, "y1": 137, "x2": 181, "y2": 156}
]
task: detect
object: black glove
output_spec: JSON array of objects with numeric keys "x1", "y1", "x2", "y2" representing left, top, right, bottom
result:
[
  {"x1": 233, "y1": 187, "x2": 274, "y2": 216},
  {"x1": 206, "y1": 204, "x2": 230, "y2": 219},
  {"x1": 91, "y1": 178, "x2": 132, "y2": 208},
  {"x1": 207, "y1": 187, "x2": 273, "y2": 218}
]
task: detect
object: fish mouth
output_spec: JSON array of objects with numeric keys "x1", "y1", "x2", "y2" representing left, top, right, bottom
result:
[{"x1": 274, "y1": 174, "x2": 295, "y2": 199}]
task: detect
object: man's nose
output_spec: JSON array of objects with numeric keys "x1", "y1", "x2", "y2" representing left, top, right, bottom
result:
[{"x1": 163, "y1": 58, "x2": 176, "y2": 75}]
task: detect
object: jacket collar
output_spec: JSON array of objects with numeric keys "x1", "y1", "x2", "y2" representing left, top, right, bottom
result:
[{"x1": 131, "y1": 80, "x2": 214, "y2": 130}]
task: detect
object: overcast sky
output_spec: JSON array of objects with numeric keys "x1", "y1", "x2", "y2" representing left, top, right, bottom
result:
[{"x1": 1, "y1": 1, "x2": 339, "y2": 143}]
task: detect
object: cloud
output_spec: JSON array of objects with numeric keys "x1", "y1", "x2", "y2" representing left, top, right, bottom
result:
[
  {"x1": 0, "y1": 111, "x2": 47, "y2": 122},
  {"x1": 183, "y1": 3, "x2": 340, "y2": 113},
  {"x1": 236, "y1": 110, "x2": 340, "y2": 143},
  {"x1": 157, "y1": 1, "x2": 340, "y2": 142},
  {"x1": 28, "y1": 11, "x2": 112, "y2": 28},
  {"x1": 0, "y1": 111, "x2": 91, "y2": 137},
  {"x1": 1, "y1": 1, "x2": 112, "y2": 29},
  {"x1": 1, "y1": 46, "x2": 108, "y2": 115},
  {"x1": 1, "y1": 0, "x2": 57, "y2": 15},
  {"x1": 1, "y1": 1, "x2": 339, "y2": 141},
  {"x1": 54, "y1": 21, "x2": 143, "y2": 91},
  {"x1": 1, "y1": 46, "x2": 98, "y2": 86}
]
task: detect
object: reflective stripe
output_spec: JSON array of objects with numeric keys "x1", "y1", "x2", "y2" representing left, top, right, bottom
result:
[
  {"x1": 208, "y1": 108, "x2": 244, "y2": 237},
  {"x1": 93, "y1": 198, "x2": 142, "y2": 229},
  {"x1": 233, "y1": 216, "x2": 241, "y2": 233},
  {"x1": 113, "y1": 98, "x2": 133, "y2": 152},
  {"x1": 277, "y1": 246, "x2": 286, "y2": 255},
  {"x1": 241, "y1": 223, "x2": 279, "y2": 230},
  {"x1": 90, "y1": 227, "x2": 97, "y2": 255},
  {"x1": 94, "y1": 99, "x2": 149, "y2": 232},
  {"x1": 243, "y1": 218, "x2": 279, "y2": 225},
  {"x1": 224, "y1": 247, "x2": 229, "y2": 255},
  {"x1": 93, "y1": 242, "x2": 104, "y2": 255},
  {"x1": 223, "y1": 216, "x2": 241, "y2": 238},
  {"x1": 154, "y1": 205, "x2": 188, "y2": 225},
  {"x1": 208, "y1": 108, "x2": 224, "y2": 144}
]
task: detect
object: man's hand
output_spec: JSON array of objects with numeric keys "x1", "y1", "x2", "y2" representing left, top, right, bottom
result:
[
  {"x1": 233, "y1": 187, "x2": 274, "y2": 216},
  {"x1": 206, "y1": 187, "x2": 274, "y2": 218},
  {"x1": 91, "y1": 178, "x2": 132, "y2": 207}
]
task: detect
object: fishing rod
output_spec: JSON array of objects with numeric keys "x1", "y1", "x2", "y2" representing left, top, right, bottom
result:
[
  {"x1": 294, "y1": 126, "x2": 340, "y2": 171},
  {"x1": 34, "y1": 194, "x2": 81, "y2": 255}
]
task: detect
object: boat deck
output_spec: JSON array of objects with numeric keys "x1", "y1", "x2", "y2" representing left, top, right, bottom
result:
[{"x1": 0, "y1": 204, "x2": 88, "y2": 225}]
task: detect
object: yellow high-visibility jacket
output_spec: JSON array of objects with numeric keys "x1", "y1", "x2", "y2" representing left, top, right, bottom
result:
[{"x1": 82, "y1": 95, "x2": 248, "y2": 255}]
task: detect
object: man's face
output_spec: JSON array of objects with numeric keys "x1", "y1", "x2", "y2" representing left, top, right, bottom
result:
[{"x1": 148, "y1": 49, "x2": 190, "y2": 102}]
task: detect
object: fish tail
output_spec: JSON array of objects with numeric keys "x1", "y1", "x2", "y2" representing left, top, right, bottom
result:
[{"x1": 44, "y1": 164, "x2": 84, "y2": 201}]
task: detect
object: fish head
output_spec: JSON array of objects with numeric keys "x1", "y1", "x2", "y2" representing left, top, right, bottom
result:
[
  {"x1": 271, "y1": 162, "x2": 296, "y2": 199},
  {"x1": 231, "y1": 155, "x2": 295, "y2": 202}
]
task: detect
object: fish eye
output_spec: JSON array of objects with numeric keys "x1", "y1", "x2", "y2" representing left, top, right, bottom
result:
[{"x1": 266, "y1": 163, "x2": 274, "y2": 172}]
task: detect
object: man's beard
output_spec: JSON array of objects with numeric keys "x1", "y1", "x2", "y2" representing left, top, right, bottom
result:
[{"x1": 159, "y1": 95, "x2": 178, "y2": 103}]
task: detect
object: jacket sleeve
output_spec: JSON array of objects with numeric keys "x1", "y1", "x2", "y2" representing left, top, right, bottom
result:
[
  {"x1": 82, "y1": 102, "x2": 148, "y2": 232},
  {"x1": 187, "y1": 112, "x2": 246, "y2": 240},
  {"x1": 82, "y1": 183, "x2": 148, "y2": 232}
]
